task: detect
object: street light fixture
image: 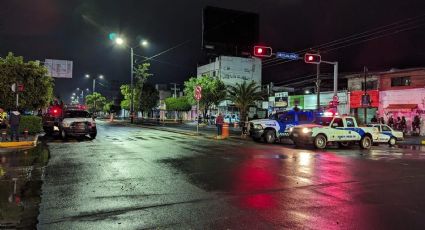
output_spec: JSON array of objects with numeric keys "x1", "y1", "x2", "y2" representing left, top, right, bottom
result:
[
  {"x1": 84, "y1": 74, "x2": 105, "y2": 112},
  {"x1": 114, "y1": 35, "x2": 149, "y2": 123}
]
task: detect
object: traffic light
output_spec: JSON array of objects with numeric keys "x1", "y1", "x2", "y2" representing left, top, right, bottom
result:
[
  {"x1": 304, "y1": 53, "x2": 321, "y2": 64},
  {"x1": 253, "y1": 46, "x2": 272, "y2": 57}
]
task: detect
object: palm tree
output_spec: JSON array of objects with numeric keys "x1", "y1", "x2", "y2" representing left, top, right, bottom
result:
[{"x1": 227, "y1": 81, "x2": 263, "y2": 123}]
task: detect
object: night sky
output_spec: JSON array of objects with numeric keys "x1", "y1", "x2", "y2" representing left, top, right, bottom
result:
[{"x1": 1, "y1": 0, "x2": 425, "y2": 101}]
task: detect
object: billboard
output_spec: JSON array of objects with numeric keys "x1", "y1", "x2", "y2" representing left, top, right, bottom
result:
[
  {"x1": 220, "y1": 56, "x2": 261, "y2": 86},
  {"x1": 274, "y1": 92, "x2": 288, "y2": 108},
  {"x1": 202, "y1": 6, "x2": 259, "y2": 56},
  {"x1": 45, "y1": 59, "x2": 73, "y2": 78}
]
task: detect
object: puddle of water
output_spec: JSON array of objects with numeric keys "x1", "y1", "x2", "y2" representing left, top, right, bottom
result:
[{"x1": 0, "y1": 144, "x2": 49, "y2": 229}]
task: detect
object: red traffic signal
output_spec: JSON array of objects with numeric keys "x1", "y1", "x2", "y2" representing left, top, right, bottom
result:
[
  {"x1": 304, "y1": 53, "x2": 321, "y2": 64},
  {"x1": 253, "y1": 46, "x2": 272, "y2": 57}
]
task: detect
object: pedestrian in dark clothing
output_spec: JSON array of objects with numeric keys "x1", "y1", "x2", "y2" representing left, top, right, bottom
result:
[
  {"x1": 9, "y1": 109, "x2": 21, "y2": 141},
  {"x1": 379, "y1": 117, "x2": 385, "y2": 124},
  {"x1": 215, "y1": 113, "x2": 224, "y2": 136},
  {"x1": 371, "y1": 115, "x2": 378, "y2": 123},
  {"x1": 388, "y1": 116, "x2": 394, "y2": 128}
]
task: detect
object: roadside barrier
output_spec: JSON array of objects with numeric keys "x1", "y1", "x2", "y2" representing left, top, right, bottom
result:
[{"x1": 222, "y1": 123, "x2": 229, "y2": 138}]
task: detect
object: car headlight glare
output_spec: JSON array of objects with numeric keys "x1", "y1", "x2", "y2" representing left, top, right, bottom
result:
[
  {"x1": 289, "y1": 127, "x2": 294, "y2": 133},
  {"x1": 302, "y1": 127, "x2": 311, "y2": 134}
]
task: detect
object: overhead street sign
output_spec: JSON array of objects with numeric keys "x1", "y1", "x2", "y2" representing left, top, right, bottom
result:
[{"x1": 276, "y1": 52, "x2": 300, "y2": 60}]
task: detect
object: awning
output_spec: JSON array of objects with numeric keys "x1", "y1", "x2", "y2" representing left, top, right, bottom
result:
[{"x1": 385, "y1": 104, "x2": 417, "y2": 110}]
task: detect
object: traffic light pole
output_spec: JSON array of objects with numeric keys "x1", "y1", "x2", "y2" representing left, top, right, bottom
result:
[
  {"x1": 316, "y1": 63, "x2": 321, "y2": 110},
  {"x1": 321, "y1": 61, "x2": 339, "y2": 97}
]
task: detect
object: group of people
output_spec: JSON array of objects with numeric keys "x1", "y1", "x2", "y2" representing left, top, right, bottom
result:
[
  {"x1": 0, "y1": 107, "x2": 22, "y2": 141},
  {"x1": 371, "y1": 114, "x2": 422, "y2": 134}
]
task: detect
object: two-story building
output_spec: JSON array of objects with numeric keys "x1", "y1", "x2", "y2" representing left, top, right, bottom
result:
[{"x1": 378, "y1": 68, "x2": 425, "y2": 133}]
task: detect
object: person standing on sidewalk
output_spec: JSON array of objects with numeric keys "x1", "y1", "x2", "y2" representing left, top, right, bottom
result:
[
  {"x1": 0, "y1": 108, "x2": 7, "y2": 141},
  {"x1": 215, "y1": 113, "x2": 224, "y2": 137},
  {"x1": 9, "y1": 108, "x2": 21, "y2": 141}
]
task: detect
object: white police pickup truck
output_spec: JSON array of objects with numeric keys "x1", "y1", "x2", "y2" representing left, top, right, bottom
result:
[
  {"x1": 289, "y1": 116, "x2": 379, "y2": 149},
  {"x1": 249, "y1": 110, "x2": 314, "y2": 143}
]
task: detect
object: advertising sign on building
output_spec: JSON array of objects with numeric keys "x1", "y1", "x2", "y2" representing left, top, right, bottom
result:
[
  {"x1": 44, "y1": 59, "x2": 73, "y2": 78},
  {"x1": 274, "y1": 92, "x2": 288, "y2": 108}
]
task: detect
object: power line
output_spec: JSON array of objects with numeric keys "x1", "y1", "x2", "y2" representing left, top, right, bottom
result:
[{"x1": 262, "y1": 13, "x2": 425, "y2": 68}]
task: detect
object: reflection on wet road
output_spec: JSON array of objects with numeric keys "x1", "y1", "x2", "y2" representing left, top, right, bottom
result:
[
  {"x1": 0, "y1": 145, "x2": 49, "y2": 229},
  {"x1": 38, "y1": 122, "x2": 425, "y2": 229}
]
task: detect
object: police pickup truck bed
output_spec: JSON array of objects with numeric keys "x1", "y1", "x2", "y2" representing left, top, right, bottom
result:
[{"x1": 289, "y1": 116, "x2": 379, "y2": 149}]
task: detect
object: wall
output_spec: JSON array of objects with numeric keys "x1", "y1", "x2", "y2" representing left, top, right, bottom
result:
[
  {"x1": 303, "y1": 91, "x2": 349, "y2": 115},
  {"x1": 347, "y1": 74, "x2": 379, "y2": 91},
  {"x1": 219, "y1": 56, "x2": 261, "y2": 86},
  {"x1": 379, "y1": 69, "x2": 425, "y2": 91}
]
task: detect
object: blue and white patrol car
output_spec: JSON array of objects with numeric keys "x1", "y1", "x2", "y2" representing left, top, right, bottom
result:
[
  {"x1": 367, "y1": 124, "x2": 404, "y2": 146},
  {"x1": 290, "y1": 116, "x2": 380, "y2": 149},
  {"x1": 249, "y1": 110, "x2": 315, "y2": 143}
]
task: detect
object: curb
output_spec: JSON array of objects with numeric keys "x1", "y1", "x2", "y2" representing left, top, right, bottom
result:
[{"x1": 0, "y1": 134, "x2": 39, "y2": 148}]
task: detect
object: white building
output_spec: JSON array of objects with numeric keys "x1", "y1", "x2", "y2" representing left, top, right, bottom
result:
[
  {"x1": 197, "y1": 56, "x2": 262, "y2": 117},
  {"x1": 197, "y1": 56, "x2": 262, "y2": 86}
]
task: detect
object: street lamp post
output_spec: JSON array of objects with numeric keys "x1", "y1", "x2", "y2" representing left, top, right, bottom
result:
[
  {"x1": 114, "y1": 36, "x2": 148, "y2": 123},
  {"x1": 85, "y1": 74, "x2": 104, "y2": 113}
]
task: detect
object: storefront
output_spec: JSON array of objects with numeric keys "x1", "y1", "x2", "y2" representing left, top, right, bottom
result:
[
  {"x1": 349, "y1": 90, "x2": 379, "y2": 124},
  {"x1": 302, "y1": 91, "x2": 349, "y2": 114},
  {"x1": 379, "y1": 88, "x2": 425, "y2": 135}
]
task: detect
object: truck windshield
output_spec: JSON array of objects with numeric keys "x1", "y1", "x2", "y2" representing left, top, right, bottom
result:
[
  {"x1": 64, "y1": 111, "x2": 90, "y2": 118},
  {"x1": 313, "y1": 117, "x2": 333, "y2": 126}
]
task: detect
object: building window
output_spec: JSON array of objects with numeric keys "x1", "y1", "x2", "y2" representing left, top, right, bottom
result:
[
  {"x1": 391, "y1": 76, "x2": 411, "y2": 87},
  {"x1": 361, "y1": 80, "x2": 378, "y2": 90}
]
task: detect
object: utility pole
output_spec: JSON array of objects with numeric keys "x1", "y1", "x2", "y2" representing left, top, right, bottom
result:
[
  {"x1": 130, "y1": 47, "x2": 134, "y2": 123},
  {"x1": 316, "y1": 63, "x2": 321, "y2": 110},
  {"x1": 364, "y1": 66, "x2": 368, "y2": 124}
]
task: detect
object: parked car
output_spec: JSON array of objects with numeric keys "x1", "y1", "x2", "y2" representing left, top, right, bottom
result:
[
  {"x1": 224, "y1": 114, "x2": 240, "y2": 124},
  {"x1": 367, "y1": 123, "x2": 404, "y2": 146},
  {"x1": 60, "y1": 109, "x2": 97, "y2": 139}
]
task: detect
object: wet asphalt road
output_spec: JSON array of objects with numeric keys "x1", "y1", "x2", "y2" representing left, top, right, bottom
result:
[{"x1": 37, "y1": 121, "x2": 425, "y2": 229}]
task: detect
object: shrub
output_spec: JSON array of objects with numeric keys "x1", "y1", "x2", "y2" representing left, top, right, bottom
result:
[{"x1": 18, "y1": 115, "x2": 42, "y2": 134}]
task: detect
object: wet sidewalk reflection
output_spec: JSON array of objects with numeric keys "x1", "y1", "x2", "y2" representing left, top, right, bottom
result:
[{"x1": 0, "y1": 145, "x2": 49, "y2": 229}]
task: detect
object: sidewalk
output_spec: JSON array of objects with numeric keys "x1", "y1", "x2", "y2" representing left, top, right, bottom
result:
[{"x1": 400, "y1": 135, "x2": 425, "y2": 145}]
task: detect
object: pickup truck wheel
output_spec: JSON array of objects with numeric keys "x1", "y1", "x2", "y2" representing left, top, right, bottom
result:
[
  {"x1": 90, "y1": 133, "x2": 97, "y2": 139},
  {"x1": 314, "y1": 134, "x2": 327, "y2": 149},
  {"x1": 264, "y1": 130, "x2": 276, "y2": 144},
  {"x1": 388, "y1": 137, "x2": 396, "y2": 146},
  {"x1": 360, "y1": 136, "x2": 372, "y2": 149}
]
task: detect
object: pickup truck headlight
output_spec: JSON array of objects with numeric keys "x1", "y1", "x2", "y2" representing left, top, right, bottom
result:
[
  {"x1": 254, "y1": 124, "x2": 263, "y2": 130},
  {"x1": 302, "y1": 128, "x2": 311, "y2": 134},
  {"x1": 289, "y1": 127, "x2": 294, "y2": 133},
  {"x1": 62, "y1": 122, "x2": 70, "y2": 128}
]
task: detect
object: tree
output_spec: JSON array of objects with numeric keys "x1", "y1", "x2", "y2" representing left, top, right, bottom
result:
[
  {"x1": 227, "y1": 81, "x2": 263, "y2": 122},
  {"x1": 139, "y1": 83, "x2": 159, "y2": 117},
  {"x1": 0, "y1": 52, "x2": 54, "y2": 110},
  {"x1": 85, "y1": 92, "x2": 107, "y2": 113},
  {"x1": 103, "y1": 101, "x2": 114, "y2": 114},
  {"x1": 120, "y1": 84, "x2": 140, "y2": 111},
  {"x1": 135, "y1": 63, "x2": 153, "y2": 110},
  {"x1": 165, "y1": 97, "x2": 192, "y2": 111},
  {"x1": 165, "y1": 96, "x2": 192, "y2": 120},
  {"x1": 183, "y1": 76, "x2": 226, "y2": 116}
]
